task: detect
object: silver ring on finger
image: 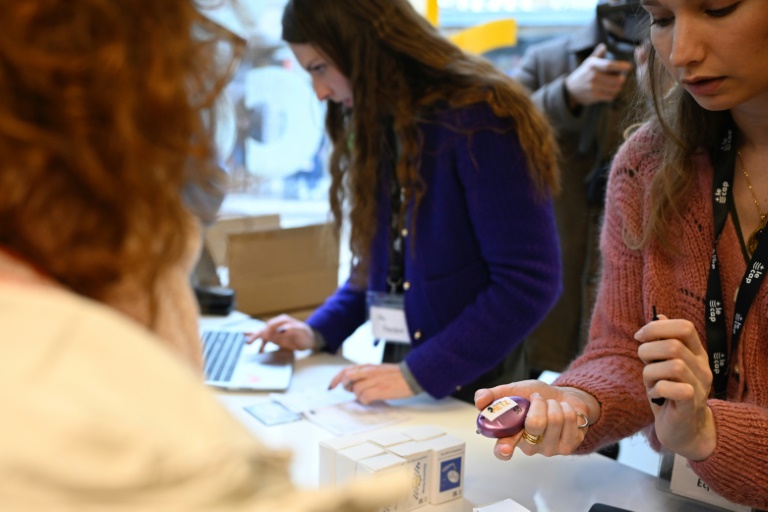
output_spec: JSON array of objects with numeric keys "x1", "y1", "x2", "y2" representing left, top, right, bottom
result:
[{"x1": 575, "y1": 411, "x2": 589, "y2": 429}]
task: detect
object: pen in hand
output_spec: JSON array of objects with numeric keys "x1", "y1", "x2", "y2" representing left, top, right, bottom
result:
[{"x1": 649, "y1": 305, "x2": 666, "y2": 406}]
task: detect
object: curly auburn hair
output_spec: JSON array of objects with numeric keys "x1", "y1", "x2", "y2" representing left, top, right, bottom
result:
[
  {"x1": 282, "y1": 0, "x2": 560, "y2": 282},
  {"x1": 0, "y1": 1, "x2": 237, "y2": 305}
]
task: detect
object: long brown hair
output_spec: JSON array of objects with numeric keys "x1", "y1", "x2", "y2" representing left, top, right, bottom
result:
[
  {"x1": 282, "y1": 0, "x2": 559, "y2": 280},
  {"x1": 0, "y1": 2, "x2": 237, "y2": 306},
  {"x1": 633, "y1": 41, "x2": 730, "y2": 250}
]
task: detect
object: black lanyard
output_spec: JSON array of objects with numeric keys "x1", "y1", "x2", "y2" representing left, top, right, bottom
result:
[
  {"x1": 385, "y1": 126, "x2": 404, "y2": 294},
  {"x1": 707, "y1": 124, "x2": 768, "y2": 399}
]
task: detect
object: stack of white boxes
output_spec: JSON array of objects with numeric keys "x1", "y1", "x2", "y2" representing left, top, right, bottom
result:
[{"x1": 318, "y1": 425, "x2": 466, "y2": 511}]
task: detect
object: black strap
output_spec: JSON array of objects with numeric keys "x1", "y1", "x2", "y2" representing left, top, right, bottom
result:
[
  {"x1": 707, "y1": 124, "x2": 768, "y2": 399},
  {"x1": 385, "y1": 126, "x2": 404, "y2": 294}
]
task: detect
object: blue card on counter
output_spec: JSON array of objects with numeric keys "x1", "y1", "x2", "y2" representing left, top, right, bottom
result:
[{"x1": 243, "y1": 400, "x2": 302, "y2": 426}]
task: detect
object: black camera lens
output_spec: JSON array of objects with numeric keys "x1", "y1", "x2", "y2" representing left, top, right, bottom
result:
[{"x1": 596, "y1": 1, "x2": 647, "y2": 61}]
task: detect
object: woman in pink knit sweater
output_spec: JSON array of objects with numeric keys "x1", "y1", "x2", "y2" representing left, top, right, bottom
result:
[{"x1": 475, "y1": 1, "x2": 768, "y2": 508}]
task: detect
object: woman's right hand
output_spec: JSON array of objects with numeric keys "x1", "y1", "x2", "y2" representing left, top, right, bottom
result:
[
  {"x1": 246, "y1": 314, "x2": 317, "y2": 352},
  {"x1": 474, "y1": 380, "x2": 600, "y2": 460}
]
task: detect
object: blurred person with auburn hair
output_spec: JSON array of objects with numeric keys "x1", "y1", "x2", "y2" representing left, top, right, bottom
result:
[
  {"x1": 0, "y1": 1, "x2": 407, "y2": 508},
  {"x1": 0, "y1": 0, "x2": 230, "y2": 368}
]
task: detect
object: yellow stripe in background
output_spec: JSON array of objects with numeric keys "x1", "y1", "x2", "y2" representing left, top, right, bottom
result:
[
  {"x1": 421, "y1": 0, "x2": 517, "y2": 55},
  {"x1": 425, "y1": 0, "x2": 439, "y2": 25},
  {"x1": 449, "y1": 18, "x2": 518, "y2": 55}
]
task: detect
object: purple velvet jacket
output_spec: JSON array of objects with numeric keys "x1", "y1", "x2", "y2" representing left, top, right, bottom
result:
[{"x1": 307, "y1": 102, "x2": 561, "y2": 399}]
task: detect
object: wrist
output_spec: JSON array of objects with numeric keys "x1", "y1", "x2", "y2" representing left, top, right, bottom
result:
[
  {"x1": 309, "y1": 327, "x2": 325, "y2": 351},
  {"x1": 680, "y1": 406, "x2": 717, "y2": 461},
  {"x1": 562, "y1": 80, "x2": 582, "y2": 115}
]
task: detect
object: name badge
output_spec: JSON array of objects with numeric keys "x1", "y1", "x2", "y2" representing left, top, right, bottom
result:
[
  {"x1": 367, "y1": 291, "x2": 410, "y2": 344},
  {"x1": 666, "y1": 453, "x2": 750, "y2": 511}
]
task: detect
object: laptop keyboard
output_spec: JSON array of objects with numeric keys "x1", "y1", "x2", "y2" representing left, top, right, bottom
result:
[{"x1": 200, "y1": 331, "x2": 245, "y2": 382}]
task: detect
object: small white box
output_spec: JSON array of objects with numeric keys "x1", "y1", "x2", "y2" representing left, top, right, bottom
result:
[
  {"x1": 423, "y1": 434, "x2": 465, "y2": 504},
  {"x1": 319, "y1": 434, "x2": 367, "y2": 486},
  {"x1": 357, "y1": 453, "x2": 408, "y2": 512},
  {"x1": 400, "y1": 425, "x2": 445, "y2": 442},
  {"x1": 366, "y1": 430, "x2": 411, "y2": 448},
  {"x1": 336, "y1": 442, "x2": 386, "y2": 484},
  {"x1": 473, "y1": 498, "x2": 531, "y2": 512},
  {"x1": 356, "y1": 452, "x2": 406, "y2": 477},
  {"x1": 387, "y1": 441, "x2": 430, "y2": 511}
]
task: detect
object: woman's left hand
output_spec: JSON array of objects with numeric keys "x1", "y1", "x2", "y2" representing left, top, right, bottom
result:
[
  {"x1": 328, "y1": 364, "x2": 414, "y2": 404},
  {"x1": 635, "y1": 314, "x2": 717, "y2": 460}
]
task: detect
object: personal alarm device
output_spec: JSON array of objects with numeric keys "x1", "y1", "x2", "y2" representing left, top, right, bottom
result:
[{"x1": 476, "y1": 396, "x2": 530, "y2": 438}]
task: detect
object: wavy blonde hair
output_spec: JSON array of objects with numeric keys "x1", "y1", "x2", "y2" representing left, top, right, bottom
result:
[
  {"x1": 0, "y1": 1, "x2": 237, "y2": 309},
  {"x1": 633, "y1": 40, "x2": 730, "y2": 250},
  {"x1": 282, "y1": 0, "x2": 559, "y2": 283}
]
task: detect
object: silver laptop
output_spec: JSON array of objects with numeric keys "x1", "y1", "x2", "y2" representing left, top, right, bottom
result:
[{"x1": 200, "y1": 330, "x2": 293, "y2": 391}]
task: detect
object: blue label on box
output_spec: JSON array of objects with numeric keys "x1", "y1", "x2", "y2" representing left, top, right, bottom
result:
[{"x1": 439, "y1": 457, "x2": 462, "y2": 492}]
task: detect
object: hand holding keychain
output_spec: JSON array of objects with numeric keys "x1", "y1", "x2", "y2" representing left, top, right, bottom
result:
[{"x1": 476, "y1": 396, "x2": 531, "y2": 438}]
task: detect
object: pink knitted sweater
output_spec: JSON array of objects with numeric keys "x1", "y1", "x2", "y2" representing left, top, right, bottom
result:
[{"x1": 554, "y1": 124, "x2": 768, "y2": 509}]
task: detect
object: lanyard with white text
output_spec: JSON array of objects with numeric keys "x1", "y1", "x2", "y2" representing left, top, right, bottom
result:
[
  {"x1": 385, "y1": 125, "x2": 404, "y2": 295},
  {"x1": 707, "y1": 124, "x2": 768, "y2": 399}
]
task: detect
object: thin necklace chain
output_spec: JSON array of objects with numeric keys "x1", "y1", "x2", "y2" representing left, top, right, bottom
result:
[{"x1": 737, "y1": 150, "x2": 767, "y2": 224}]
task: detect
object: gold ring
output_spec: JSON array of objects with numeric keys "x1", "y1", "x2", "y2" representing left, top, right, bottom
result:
[
  {"x1": 576, "y1": 411, "x2": 589, "y2": 429},
  {"x1": 521, "y1": 429, "x2": 543, "y2": 445}
]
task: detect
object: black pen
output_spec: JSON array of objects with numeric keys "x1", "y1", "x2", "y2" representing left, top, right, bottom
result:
[{"x1": 650, "y1": 306, "x2": 666, "y2": 406}]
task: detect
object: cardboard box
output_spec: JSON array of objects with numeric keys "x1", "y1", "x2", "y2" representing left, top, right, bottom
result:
[
  {"x1": 205, "y1": 214, "x2": 281, "y2": 267},
  {"x1": 259, "y1": 306, "x2": 318, "y2": 322},
  {"x1": 227, "y1": 223, "x2": 339, "y2": 317}
]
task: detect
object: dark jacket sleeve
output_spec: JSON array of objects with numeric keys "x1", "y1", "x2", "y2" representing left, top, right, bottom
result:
[
  {"x1": 510, "y1": 38, "x2": 588, "y2": 135},
  {"x1": 305, "y1": 275, "x2": 367, "y2": 354}
]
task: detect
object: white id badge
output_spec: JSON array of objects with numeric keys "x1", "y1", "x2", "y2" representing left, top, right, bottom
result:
[
  {"x1": 367, "y1": 291, "x2": 410, "y2": 344},
  {"x1": 670, "y1": 454, "x2": 751, "y2": 511},
  {"x1": 658, "y1": 451, "x2": 751, "y2": 512}
]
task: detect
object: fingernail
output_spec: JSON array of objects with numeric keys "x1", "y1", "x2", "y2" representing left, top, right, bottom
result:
[
  {"x1": 531, "y1": 392, "x2": 542, "y2": 399},
  {"x1": 474, "y1": 389, "x2": 487, "y2": 402},
  {"x1": 634, "y1": 328, "x2": 643, "y2": 340},
  {"x1": 495, "y1": 445, "x2": 513, "y2": 460}
]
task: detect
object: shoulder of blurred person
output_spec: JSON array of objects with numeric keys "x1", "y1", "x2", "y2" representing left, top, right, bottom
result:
[
  {"x1": 101, "y1": 212, "x2": 205, "y2": 371},
  {"x1": 0, "y1": 271, "x2": 407, "y2": 511}
]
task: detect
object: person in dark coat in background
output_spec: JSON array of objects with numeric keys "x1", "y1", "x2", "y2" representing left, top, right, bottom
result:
[{"x1": 510, "y1": 0, "x2": 638, "y2": 374}]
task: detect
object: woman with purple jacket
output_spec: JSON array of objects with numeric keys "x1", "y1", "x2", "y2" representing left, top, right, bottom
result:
[{"x1": 253, "y1": 0, "x2": 562, "y2": 404}]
